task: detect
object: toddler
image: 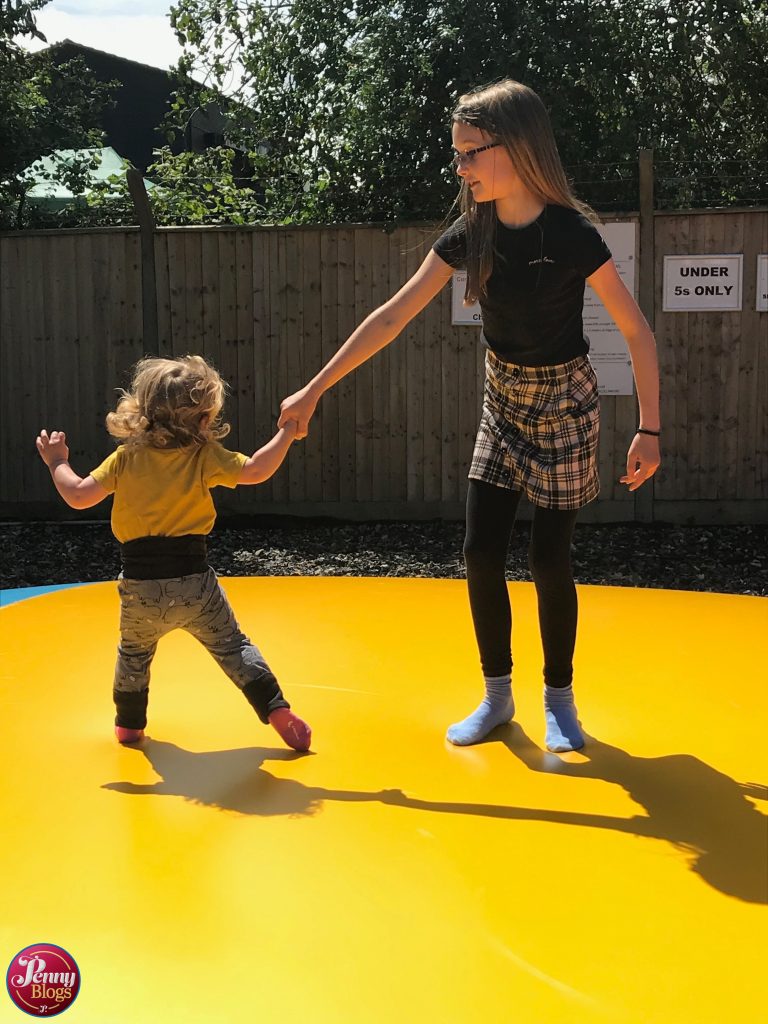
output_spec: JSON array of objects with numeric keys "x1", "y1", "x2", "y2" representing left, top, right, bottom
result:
[{"x1": 36, "y1": 354, "x2": 311, "y2": 751}]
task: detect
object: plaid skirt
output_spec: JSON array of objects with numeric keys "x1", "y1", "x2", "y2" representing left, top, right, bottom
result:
[{"x1": 469, "y1": 350, "x2": 600, "y2": 509}]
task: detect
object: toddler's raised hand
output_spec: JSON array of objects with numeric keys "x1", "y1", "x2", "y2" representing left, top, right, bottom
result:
[{"x1": 36, "y1": 429, "x2": 70, "y2": 467}]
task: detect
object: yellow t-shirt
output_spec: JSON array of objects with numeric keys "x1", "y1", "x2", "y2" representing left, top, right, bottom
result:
[{"x1": 90, "y1": 442, "x2": 247, "y2": 543}]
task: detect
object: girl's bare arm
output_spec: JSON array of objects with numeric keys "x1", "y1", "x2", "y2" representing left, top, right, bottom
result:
[
  {"x1": 586, "y1": 260, "x2": 661, "y2": 491},
  {"x1": 278, "y1": 251, "x2": 454, "y2": 438}
]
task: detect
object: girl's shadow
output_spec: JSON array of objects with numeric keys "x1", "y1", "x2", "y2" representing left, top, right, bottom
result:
[
  {"x1": 379, "y1": 727, "x2": 767, "y2": 904},
  {"x1": 102, "y1": 738, "x2": 393, "y2": 817},
  {"x1": 499, "y1": 725, "x2": 767, "y2": 904}
]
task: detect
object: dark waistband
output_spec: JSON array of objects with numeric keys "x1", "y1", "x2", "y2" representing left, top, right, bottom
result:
[{"x1": 120, "y1": 535, "x2": 209, "y2": 580}]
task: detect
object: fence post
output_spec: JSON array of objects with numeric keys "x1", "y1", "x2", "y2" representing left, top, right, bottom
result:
[
  {"x1": 636, "y1": 148, "x2": 655, "y2": 523},
  {"x1": 126, "y1": 167, "x2": 159, "y2": 356}
]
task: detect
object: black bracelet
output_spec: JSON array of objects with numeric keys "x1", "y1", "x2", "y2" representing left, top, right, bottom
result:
[{"x1": 637, "y1": 428, "x2": 661, "y2": 437}]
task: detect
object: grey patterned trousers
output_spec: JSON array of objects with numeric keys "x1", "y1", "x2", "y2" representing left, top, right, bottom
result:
[{"x1": 113, "y1": 568, "x2": 288, "y2": 730}]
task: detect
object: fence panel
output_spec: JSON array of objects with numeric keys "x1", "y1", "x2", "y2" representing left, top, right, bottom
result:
[
  {"x1": 653, "y1": 209, "x2": 767, "y2": 517},
  {"x1": 1, "y1": 213, "x2": 766, "y2": 523},
  {"x1": 0, "y1": 229, "x2": 142, "y2": 509}
]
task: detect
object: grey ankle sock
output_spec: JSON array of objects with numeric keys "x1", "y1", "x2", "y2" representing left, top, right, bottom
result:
[
  {"x1": 544, "y1": 684, "x2": 584, "y2": 751},
  {"x1": 446, "y1": 674, "x2": 514, "y2": 746}
]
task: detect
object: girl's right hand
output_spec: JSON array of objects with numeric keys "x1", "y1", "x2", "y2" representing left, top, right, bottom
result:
[{"x1": 278, "y1": 385, "x2": 319, "y2": 440}]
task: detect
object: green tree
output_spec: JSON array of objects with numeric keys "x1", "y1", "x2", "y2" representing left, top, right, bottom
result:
[
  {"x1": 168, "y1": 0, "x2": 768, "y2": 220},
  {"x1": 77, "y1": 146, "x2": 272, "y2": 228},
  {"x1": 0, "y1": 1, "x2": 115, "y2": 229}
]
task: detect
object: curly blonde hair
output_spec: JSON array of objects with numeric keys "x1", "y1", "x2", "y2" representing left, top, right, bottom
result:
[{"x1": 106, "y1": 355, "x2": 231, "y2": 448}]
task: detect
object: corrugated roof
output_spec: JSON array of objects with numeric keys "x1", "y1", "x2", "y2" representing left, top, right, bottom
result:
[{"x1": 23, "y1": 147, "x2": 153, "y2": 205}]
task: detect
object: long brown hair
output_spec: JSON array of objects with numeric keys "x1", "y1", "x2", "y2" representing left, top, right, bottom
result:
[
  {"x1": 106, "y1": 355, "x2": 231, "y2": 449},
  {"x1": 453, "y1": 79, "x2": 599, "y2": 303}
]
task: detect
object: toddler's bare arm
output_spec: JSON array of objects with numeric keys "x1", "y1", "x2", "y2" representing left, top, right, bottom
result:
[
  {"x1": 238, "y1": 421, "x2": 298, "y2": 485},
  {"x1": 35, "y1": 429, "x2": 108, "y2": 509}
]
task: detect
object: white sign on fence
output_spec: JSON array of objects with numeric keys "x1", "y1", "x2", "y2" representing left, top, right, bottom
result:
[
  {"x1": 451, "y1": 220, "x2": 636, "y2": 395},
  {"x1": 757, "y1": 255, "x2": 768, "y2": 313},
  {"x1": 584, "y1": 222, "x2": 636, "y2": 396},
  {"x1": 662, "y1": 254, "x2": 743, "y2": 312},
  {"x1": 451, "y1": 271, "x2": 481, "y2": 325}
]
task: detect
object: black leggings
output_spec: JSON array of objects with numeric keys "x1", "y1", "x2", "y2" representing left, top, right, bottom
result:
[{"x1": 464, "y1": 480, "x2": 579, "y2": 687}]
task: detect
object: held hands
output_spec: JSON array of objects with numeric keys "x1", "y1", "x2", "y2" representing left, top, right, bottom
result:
[
  {"x1": 280, "y1": 418, "x2": 299, "y2": 440},
  {"x1": 36, "y1": 429, "x2": 70, "y2": 468},
  {"x1": 278, "y1": 385, "x2": 318, "y2": 440},
  {"x1": 620, "y1": 432, "x2": 660, "y2": 492},
  {"x1": 378, "y1": 788, "x2": 406, "y2": 804}
]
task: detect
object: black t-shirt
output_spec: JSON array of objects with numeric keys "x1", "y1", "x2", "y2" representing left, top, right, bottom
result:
[{"x1": 432, "y1": 204, "x2": 612, "y2": 366}]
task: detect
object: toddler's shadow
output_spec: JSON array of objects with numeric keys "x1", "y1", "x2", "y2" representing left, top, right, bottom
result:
[{"x1": 102, "y1": 738, "x2": 390, "y2": 818}]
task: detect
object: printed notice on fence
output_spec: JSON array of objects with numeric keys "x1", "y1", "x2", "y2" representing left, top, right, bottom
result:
[
  {"x1": 451, "y1": 273, "x2": 482, "y2": 326},
  {"x1": 757, "y1": 255, "x2": 768, "y2": 313},
  {"x1": 452, "y1": 221, "x2": 636, "y2": 396},
  {"x1": 662, "y1": 254, "x2": 743, "y2": 312},
  {"x1": 583, "y1": 222, "x2": 635, "y2": 395}
]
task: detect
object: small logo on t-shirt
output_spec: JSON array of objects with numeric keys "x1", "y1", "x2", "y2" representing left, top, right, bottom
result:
[{"x1": 528, "y1": 257, "x2": 555, "y2": 266}]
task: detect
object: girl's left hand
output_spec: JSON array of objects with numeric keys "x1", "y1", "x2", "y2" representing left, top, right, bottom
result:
[{"x1": 620, "y1": 433, "x2": 660, "y2": 491}]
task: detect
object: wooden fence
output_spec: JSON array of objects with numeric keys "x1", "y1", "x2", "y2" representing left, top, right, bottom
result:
[{"x1": 1, "y1": 209, "x2": 766, "y2": 523}]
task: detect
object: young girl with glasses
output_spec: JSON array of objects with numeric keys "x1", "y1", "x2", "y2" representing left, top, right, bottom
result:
[{"x1": 278, "y1": 79, "x2": 660, "y2": 752}]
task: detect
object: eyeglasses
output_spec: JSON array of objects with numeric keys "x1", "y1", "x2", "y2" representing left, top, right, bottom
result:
[{"x1": 452, "y1": 142, "x2": 501, "y2": 168}]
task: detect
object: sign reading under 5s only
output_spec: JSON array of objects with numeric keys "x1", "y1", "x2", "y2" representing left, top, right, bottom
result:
[{"x1": 663, "y1": 254, "x2": 743, "y2": 311}]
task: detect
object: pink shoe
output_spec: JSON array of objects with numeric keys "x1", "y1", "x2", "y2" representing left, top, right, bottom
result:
[
  {"x1": 268, "y1": 708, "x2": 312, "y2": 752},
  {"x1": 115, "y1": 726, "x2": 145, "y2": 744}
]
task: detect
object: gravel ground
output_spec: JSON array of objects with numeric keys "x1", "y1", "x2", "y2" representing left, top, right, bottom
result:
[{"x1": 1, "y1": 519, "x2": 766, "y2": 596}]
